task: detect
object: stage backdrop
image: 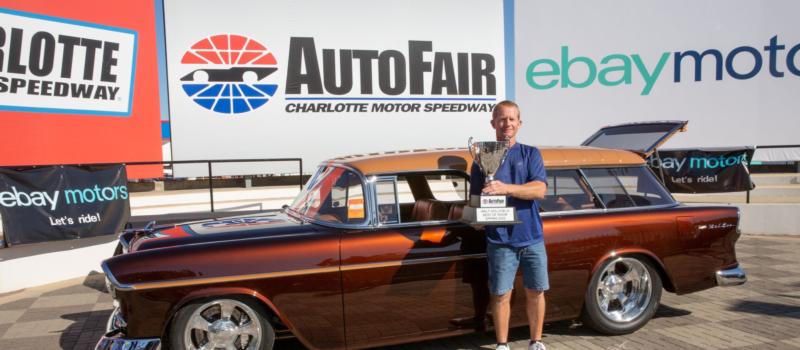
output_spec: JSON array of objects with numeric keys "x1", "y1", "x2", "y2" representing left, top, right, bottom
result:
[
  {"x1": 514, "y1": 0, "x2": 800, "y2": 154},
  {"x1": 163, "y1": 0, "x2": 506, "y2": 176},
  {"x1": 0, "y1": 1, "x2": 163, "y2": 178}
]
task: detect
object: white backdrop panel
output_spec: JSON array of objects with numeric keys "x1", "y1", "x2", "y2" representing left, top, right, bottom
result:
[
  {"x1": 514, "y1": 0, "x2": 800, "y2": 153},
  {"x1": 164, "y1": 0, "x2": 505, "y2": 176}
]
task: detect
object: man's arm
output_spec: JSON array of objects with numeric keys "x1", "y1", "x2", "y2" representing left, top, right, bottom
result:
[{"x1": 482, "y1": 180, "x2": 546, "y2": 200}]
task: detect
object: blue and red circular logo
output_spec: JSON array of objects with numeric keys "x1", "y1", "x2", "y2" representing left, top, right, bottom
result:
[{"x1": 180, "y1": 34, "x2": 278, "y2": 114}]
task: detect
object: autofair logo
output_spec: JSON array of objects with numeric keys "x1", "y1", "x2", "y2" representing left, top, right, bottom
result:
[
  {"x1": 0, "y1": 9, "x2": 136, "y2": 116},
  {"x1": 180, "y1": 34, "x2": 279, "y2": 114}
]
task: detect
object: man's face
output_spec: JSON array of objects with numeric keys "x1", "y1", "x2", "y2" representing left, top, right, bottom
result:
[{"x1": 491, "y1": 105, "x2": 521, "y2": 141}]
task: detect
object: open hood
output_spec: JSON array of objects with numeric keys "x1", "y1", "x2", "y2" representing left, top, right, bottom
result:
[{"x1": 581, "y1": 120, "x2": 688, "y2": 157}]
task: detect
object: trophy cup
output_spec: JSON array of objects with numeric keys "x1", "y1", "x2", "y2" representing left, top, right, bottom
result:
[{"x1": 463, "y1": 137, "x2": 521, "y2": 225}]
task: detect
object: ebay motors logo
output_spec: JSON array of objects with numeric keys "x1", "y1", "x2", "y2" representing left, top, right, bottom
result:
[
  {"x1": 180, "y1": 34, "x2": 278, "y2": 114},
  {"x1": 526, "y1": 35, "x2": 800, "y2": 95},
  {"x1": 0, "y1": 185, "x2": 128, "y2": 211},
  {"x1": 648, "y1": 153, "x2": 748, "y2": 172}
]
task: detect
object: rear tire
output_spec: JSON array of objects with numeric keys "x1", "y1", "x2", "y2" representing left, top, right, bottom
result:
[
  {"x1": 169, "y1": 297, "x2": 275, "y2": 350},
  {"x1": 582, "y1": 256, "x2": 662, "y2": 335}
]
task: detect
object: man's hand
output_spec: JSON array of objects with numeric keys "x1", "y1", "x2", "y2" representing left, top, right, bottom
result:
[
  {"x1": 482, "y1": 180, "x2": 512, "y2": 196},
  {"x1": 482, "y1": 180, "x2": 547, "y2": 200}
]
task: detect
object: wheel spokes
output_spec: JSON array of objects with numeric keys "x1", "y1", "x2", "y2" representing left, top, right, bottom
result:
[{"x1": 219, "y1": 302, "x2": 236, "y2": 320}]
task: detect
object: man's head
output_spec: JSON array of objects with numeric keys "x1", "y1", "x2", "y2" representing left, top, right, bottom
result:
[{"x1": 491, "y1": 100, "x2": 522, "y2": 144}]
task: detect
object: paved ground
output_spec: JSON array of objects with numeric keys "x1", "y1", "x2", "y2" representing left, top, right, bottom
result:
[{"x1": 1, "y1": 234, "x2": 799, "y2": 350}]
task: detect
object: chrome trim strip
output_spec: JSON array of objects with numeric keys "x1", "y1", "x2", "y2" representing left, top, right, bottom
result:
[
  {"x1": 108, "y1": 265, "x2": 341, "y2": 292},
  {"x1": 540, "y1": 203, "x2": 680, "y2": 218},
  {"x1": 716, "y1": 266, "x2": 747, "y2": 286},
  {"x1": 341, "y1": 253, "x2": 486, "y2": 272}
]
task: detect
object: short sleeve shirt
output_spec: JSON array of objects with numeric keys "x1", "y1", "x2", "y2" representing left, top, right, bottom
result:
[{"x1": 469, "y1": 143, "x2": 547, "y2": 247}]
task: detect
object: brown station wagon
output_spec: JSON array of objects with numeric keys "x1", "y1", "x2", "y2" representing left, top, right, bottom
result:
[{"x1": 97, "y1": 121, "x2": 746, "y2": 350}]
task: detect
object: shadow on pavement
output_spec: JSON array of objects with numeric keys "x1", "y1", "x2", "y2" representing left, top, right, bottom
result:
[
  {"x1": 59, "y1": 310, "x2": 114, "y2": 350},
  {"x1": 729, "y1": 300, "x2": 800, "y2": 318},
  {"x1": 653, "y1": 303, "x2": 692, "y2": 318}
]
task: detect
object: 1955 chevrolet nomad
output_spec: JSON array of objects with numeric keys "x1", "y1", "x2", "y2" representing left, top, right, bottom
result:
[{"x1": 97, "y1": 121, "x2": 746, "y2": 350}]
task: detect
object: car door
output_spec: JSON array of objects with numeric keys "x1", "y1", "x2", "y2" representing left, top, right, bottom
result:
[{"x1": 339, "y1": 173, "x2": 487, "y2": 348}]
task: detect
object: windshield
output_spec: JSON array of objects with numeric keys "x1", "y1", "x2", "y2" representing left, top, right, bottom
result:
[{"x1": 289, "y1": 166, "x2": 366, "y2": 224}]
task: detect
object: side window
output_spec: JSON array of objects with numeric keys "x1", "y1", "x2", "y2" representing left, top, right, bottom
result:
[
  {"x1": 426, "y1": 174, "x2": 468, "y2": 201},
  {"x1": 583, "y1": 167, "x2": 674, "y2": 209},
  {"x1": 540, "y1": 169, "x2": 600, "y2": 212},
  {"x1": 395, "y1": 172, "x2": 468, "y2": 223},
  {"x1": 307, "y1": 169, "x2": 366, "y2": 224},
  {"x1": 582, "y1": 168, "x2": 635, "y2": 208},
  {"x1": 613, "y1": 167, "x2": 674, "y2": 206},
  {"x1": 376, "y1": 179, "x2": 399, "y2": 224}
]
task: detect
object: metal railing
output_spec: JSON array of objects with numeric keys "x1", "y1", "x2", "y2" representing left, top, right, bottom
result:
[
  {"x1": 1, "y1": 158, "x2": 304, "y2": 213},
  {"x1": 746, "y1": 144, "x2": 800, "y2": 203}
]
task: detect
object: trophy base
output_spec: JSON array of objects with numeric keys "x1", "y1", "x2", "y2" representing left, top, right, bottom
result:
[{"x1": 461, "y1": 206, "x2": 522, "y2": 226}]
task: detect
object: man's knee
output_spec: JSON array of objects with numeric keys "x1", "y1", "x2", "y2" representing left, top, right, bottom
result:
[
  {"x1": 525, "y1": 288, "x2": 545, "y2": 298},
  {"x1": 492, "y1": 291, "x2": 513, "y2": 304}
]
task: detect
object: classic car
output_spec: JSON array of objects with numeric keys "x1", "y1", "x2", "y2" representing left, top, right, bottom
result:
[{"x1": 97, "y1": 121, "x2": 746, "y2": 350}]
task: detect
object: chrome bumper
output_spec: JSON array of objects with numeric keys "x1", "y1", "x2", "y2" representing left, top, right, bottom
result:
[
  {"x1": 716, "y1": 266, "x2": 747, "y2": 286},
  {"x1": 95, "y1": 335, "x2": 160, "y2": 350},
  {"x1": 96, "y1": 306, "x2": 161, "y2": 349}
]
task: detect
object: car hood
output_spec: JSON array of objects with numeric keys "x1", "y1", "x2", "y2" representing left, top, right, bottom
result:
[{"x1": 129, "y1": 212, "x2": 315, "y2": 252}]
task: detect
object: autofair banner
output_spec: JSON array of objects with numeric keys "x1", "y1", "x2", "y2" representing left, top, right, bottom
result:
[
  {"x1": 647, "y1": 148, "x2": 756, "y2": 193},
  {"x1": 164, "y1": 0, "x2": 506, "y2": 176},
  {"x1": 0, "y1": 165, "x2": 130, "y2": 245}
]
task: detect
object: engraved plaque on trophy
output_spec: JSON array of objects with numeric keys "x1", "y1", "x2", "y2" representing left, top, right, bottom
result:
[{"x1": 463, "y1": 137, "x2": 521, "y2": 225}]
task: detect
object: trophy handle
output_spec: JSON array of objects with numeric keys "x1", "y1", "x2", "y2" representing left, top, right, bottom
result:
[{"x1": 468, "y1": 137, "x2": 476, "y2": 159}]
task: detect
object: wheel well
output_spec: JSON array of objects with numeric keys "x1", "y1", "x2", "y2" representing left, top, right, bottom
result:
[
  {"x1": 162, "y1": 293, "x2": 289, "y2": 344},
  {"x1": 624, "y1": 253, "x2": 675, "y2": 293}
]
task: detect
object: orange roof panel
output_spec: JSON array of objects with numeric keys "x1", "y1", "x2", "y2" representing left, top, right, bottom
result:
[{"x1": 330, "y1": 147, "x2": 645, "y2": 175}]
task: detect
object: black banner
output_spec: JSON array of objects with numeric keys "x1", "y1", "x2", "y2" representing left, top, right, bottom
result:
[
  {"x1": 0, "y1": 165, "x2": 130, "y2": 245},
  {"x1": 648, "y1": 148, "x2": 756, "y2": 193}
]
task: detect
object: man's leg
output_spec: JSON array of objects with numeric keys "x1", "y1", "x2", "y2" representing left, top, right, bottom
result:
[
  {"x1": 486, "y1": 243, "x2": 519, "y2": 346},
  {"x1": 521, "y1": 242, "x2": 549, "y2": 343},
  {"x1": 525, "y1": 289, "x2": 545, "y2": 341},
  {"x1": 492, "y1": 292, "x2": 513, "y2": 343}
]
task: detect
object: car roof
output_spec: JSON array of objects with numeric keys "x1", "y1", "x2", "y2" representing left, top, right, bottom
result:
[{"x1": 328, "y1": 146, "x2": 645, "y2": 176}]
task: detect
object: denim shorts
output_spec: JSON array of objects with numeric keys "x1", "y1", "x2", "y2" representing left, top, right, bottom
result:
[{"x1": 486, "y1": 241, "x2": 549, "y2": 295}]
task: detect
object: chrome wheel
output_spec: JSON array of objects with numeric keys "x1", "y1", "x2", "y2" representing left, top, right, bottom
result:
[
  {"x1": 595, "y1": 257, "x2": 653, "y2": 322},
  {"x1": 183, "y1": 299, "x2": 262, "y2": 350}
]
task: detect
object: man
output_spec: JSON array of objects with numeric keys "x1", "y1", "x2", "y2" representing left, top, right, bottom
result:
[{"x1": 470, "y1": 100, "x2": 548, "y2": 350}]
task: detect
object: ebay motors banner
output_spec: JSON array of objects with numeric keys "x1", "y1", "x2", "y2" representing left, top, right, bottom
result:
[
  {"x1": 0, "y1": 165, "x2": 130, "y2": 245},
  {"x1": 514, "y1": 0, "x2": 800, "y2": 156},
  {"x1": 648, "y1": 148, "x2": 756, "y2": 193},
  {"x1": 164, "y1": 0, "x2": 505, "y2": 176},
  {"x1": 0, "y1": 1, "x2": 162, "y2": 178}
]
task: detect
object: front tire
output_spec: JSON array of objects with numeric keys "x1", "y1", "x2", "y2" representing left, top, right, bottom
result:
[
  {"x1": 169, "y1": 297, "x2": 275, "y2": 350},
  {"x1": 582, "y1": 256, "x2": 662, "y2": 335}
]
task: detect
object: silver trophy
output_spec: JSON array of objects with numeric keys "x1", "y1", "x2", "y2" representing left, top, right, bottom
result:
[
  {"x1": 469, "y1": 137, "x2": 510, "y2": 184},
  {"x1": 464, "y1": 137, "x2": 521, "y2": 224}
]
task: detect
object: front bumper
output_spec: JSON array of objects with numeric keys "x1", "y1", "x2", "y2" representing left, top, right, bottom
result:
[
  {"x1": 95, "y1": 334, "x2": 161, "y2": 350},
  {"x1": 716, "y1": 266, "x2": 747, "y2": 286},
  {"x1": 95, "y1": 306, "x2": 161, "y2": 350}
]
